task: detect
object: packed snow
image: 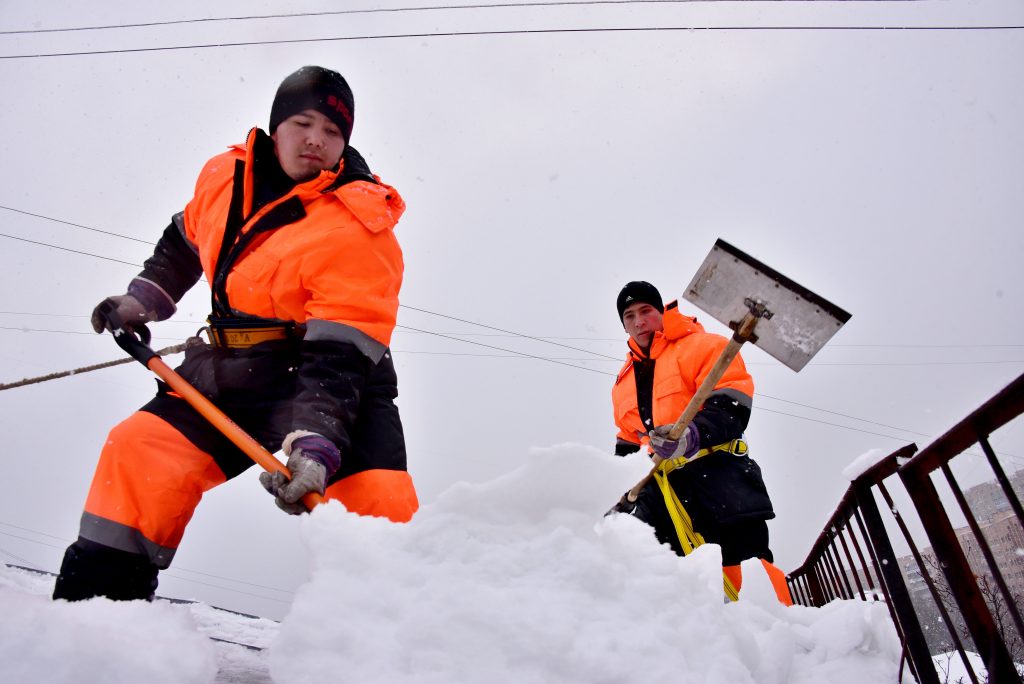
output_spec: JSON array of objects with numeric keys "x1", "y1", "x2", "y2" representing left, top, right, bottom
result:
[
  {"x1": 842, "y1": 448, "x2": 893, "y2": 483},
  {"x1": 2, "y1": 444, "x2": 903, "y2": 683}
]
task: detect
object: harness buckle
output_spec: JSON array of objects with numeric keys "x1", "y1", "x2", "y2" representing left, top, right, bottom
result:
[{"x1": 205, "y1": 317, "x2": 298, "y2": 349}]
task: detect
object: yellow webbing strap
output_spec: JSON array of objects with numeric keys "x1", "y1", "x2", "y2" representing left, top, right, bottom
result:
[
  {"x1": 658, "y1": 439, "x2": 748, "y2": 476},
  {"x1": 653, "y1": 445, "x2": 742, "y2": 602}
]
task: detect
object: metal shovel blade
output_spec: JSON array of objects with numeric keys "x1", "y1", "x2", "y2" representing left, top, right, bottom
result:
[{"x1": 683, "y1": 239, "x2": 852, "y2": 372}]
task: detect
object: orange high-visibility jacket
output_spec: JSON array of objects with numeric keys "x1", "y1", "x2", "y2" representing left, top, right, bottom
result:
[
  {"x1": 612, "y1": 302, "x2": 754, "y2": 452},
  {"x1": 183, "y1": 127, "x2": 406, "y2": 357}
]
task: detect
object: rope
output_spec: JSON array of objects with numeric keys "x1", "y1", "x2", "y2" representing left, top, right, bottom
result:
[{"x1": 0, "y1": 343, "x2": 188, "y2": 391}]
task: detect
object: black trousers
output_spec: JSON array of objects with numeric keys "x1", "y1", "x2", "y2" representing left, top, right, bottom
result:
[{"x1": 631, "y1": 479, "x2": 773, "y2": 565}]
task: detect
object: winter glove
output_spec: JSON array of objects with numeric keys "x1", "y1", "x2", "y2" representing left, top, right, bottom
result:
[
  {"x1": 259, "y1": 433, "x2": 341, "y2": 515},
  {"x1": 90, "y1": 278, "x2": 176, "y2": 333},
  {"x1": 648, "y1": 422, "x2": 700, "y2": 461},
  {"x1": 605, "y1": 491, "x2": 638, "y2": 517}
]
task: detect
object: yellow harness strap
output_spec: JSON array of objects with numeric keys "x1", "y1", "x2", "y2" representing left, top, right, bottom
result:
[{"x1": 653, "y1": 439, "x2": 747, "y2": 602}]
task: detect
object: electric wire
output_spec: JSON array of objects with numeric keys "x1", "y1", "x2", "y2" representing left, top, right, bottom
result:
[
  {"x1": 1, "y1": 322, "x2": 1019, "y2": 368},
  {"x1": 0, "y1": 233, "x2": 142, "y2": 267},
  {"x1": 0, "y1": 521, "x2": 296, "y2": 602},
  {"x1": 396, "y1": 323, "x2": 612, "y2": 375},
  {"x1": 1, "y1": 208, "x2": 1018, "y2": 450},
  {"x1": 4, "y1": 24, "x2": 1023, "y2": 60},
  {"x1": 400, "y1": 304, "x2": 619, "y2": 360},
  {"x1": 0, "y1": 205, "x2": 151, "y2": 244},
  {"x1": 0, "y1": 0, "x2": 931, "y2": 36},
  {"x1": 0, "y1": 545, "x2": 42, "y2": 570}
]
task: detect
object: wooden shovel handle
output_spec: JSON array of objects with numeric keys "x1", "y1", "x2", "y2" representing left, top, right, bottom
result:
[
  {"x1": 625, "y1": 312, "x2": 758, "y2": 502},
  {"x1": 146, "y1": 356, "x2": 324, "y2": 511}
]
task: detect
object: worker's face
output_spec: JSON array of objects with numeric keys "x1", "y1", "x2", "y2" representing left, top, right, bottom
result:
[
  {"x1": 272, "y1": 108, "x2": 346, "y2": 183},
  {"x1": 622, "y1": 302, "x2": 664, "y2": 348}
]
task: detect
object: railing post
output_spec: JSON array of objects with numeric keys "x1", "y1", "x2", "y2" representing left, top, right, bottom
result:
[
  {"x1": 899, "y1": 463, "x2": 1021, "y2": 684},
  {"x1": 855, "y1": 480, "x2": 940, "y2": 684}
]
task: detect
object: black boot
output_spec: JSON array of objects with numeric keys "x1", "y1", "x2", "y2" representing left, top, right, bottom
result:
[{"x1": 53, "y1": 537, "x2": 159, "y2": 602}]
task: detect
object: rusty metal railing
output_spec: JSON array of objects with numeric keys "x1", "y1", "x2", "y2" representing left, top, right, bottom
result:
[{"x1": 787, "y1": 373, "x2": 1024, "y2": 684}]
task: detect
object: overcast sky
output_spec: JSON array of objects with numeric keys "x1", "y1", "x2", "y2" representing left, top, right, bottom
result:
[{"x1": 0, "y1": 0, "x2": 1022, "y2": 619}]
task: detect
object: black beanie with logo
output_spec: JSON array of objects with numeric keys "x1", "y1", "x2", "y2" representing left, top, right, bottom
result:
[
  {"x1": 616, "y1": 281, "x2": 664, "y2": 322},
  {"x1": 268, "y1": 66, "x2": 355, "y2": 143}
]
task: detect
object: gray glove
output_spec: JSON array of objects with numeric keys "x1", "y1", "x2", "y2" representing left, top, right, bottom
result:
[
  {"x1": 90, "y1": 278, "x2": 176, "y2": 333},
  {"x1": 648, "y1": 422, "x2": 700, "y2": 461},
  {"x1": 259, "y1": 433, "x2": 340, "y2": 515},
  {"x1": 91, "y1": 295, "x2": 151, "y2": 334}
]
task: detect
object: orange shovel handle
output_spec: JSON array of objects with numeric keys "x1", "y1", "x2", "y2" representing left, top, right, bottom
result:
[{"x1": 146, "y1": 355, "x2": 323, "y2": 510}]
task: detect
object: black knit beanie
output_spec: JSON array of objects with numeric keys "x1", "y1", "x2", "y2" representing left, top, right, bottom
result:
[
  {"x1": 269, "y1": 66, "x2": 355, "y2": 142},
  {"x1": 616, "y1": 281, "x2": 664, "y2": 322}
]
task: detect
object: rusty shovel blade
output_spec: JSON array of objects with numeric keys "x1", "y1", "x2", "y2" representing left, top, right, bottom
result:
[{"x1": 683, "y1": 239, "x2": 852, "y2": 372}]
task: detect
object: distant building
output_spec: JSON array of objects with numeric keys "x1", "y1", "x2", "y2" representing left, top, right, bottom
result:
[{"x1": 895, "y1": 471, "x2": 1024, "y2": 653}]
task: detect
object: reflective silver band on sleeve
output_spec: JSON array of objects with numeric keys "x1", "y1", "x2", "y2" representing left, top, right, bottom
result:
[
  {"x1": 78, "y1": 512, "x2": 177, "y2": 569},
  {"x1": 305, "y1": 318, "x2": 388, "y2": 363},
  {"x1": 709, "y1": 387, "x2": 753, "y2": 409},
  {"x1": 131, "y1": 276, "x2": 177, "y2": 313}
]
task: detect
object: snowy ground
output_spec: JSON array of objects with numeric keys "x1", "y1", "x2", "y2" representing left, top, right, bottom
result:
[
  {"x1": 1, "y1": 444, "x2": 906, "y2": 683},
  {"x1": 1, "y1": 564, "x2": 275, "y2": 684}
]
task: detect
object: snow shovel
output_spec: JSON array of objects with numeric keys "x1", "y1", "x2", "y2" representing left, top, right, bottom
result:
[
  {"x1": 623, "y1": 238, "x2": 851, "y2": 503},
  {"x1": 105, "y1": 319, "x2": 323, "y2": 511}
]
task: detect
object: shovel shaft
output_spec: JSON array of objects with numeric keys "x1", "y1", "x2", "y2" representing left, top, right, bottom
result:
[
  {"x1": 665, "y1": 335, "x2": 745, "y2": 441},
  {"x1": 145, "y1": 356, "x2": 324, "y2": 510},
  {"x1": 626, "y1": 312, "x2": 758, "y2": 503}
]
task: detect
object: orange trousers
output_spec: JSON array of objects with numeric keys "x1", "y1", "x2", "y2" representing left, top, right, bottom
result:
[
  {"x1": 80, "y1": 410, "x2": 418, "y2": 567},
  {"x1": 724, "y1": 560, "x2": 793, "y2": 605}
]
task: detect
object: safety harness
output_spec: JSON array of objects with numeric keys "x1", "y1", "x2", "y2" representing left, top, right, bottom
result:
[
  {"x1": 652, "y1": 439, "x2": 748, "y2": 602},
  {"x1": 203, "y1": 318, "x2": 297, "y2": 349}
]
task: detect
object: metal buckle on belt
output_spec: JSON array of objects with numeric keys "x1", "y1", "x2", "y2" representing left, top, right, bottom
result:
[
  {"x1": 659, "y1": 439, "x2": 749, "y2": 475},
  {"x1": 205, "y1": 318, "x2": 295, "y2": 349}
]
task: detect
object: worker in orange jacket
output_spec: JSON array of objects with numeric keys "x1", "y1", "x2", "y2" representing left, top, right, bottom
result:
[
  {"x1": 609, "y1": 281, "x2": 791, "y2": 604},
  {"x1": 54, "y1": 66, "x2": 418, "y2": 602}
]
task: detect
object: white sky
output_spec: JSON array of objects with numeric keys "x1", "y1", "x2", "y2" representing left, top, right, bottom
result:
[{"x1": 0, "y1": 0, "x2": 1022, "y2": 620}]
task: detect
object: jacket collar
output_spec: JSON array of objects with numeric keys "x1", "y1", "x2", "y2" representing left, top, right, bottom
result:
[
  {"x1": 233, "y1": 128, "x2": 402, "y2": 234},
  {"x1": 626, "y1": 301, "x2": 705, "y2": 361}
]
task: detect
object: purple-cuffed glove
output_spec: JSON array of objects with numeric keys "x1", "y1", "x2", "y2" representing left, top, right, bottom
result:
[
  {"x1": 90, "y1": 278, "x2": 176, "y2": 333},
  {"x1": 259, "y1": 432, "x2": 341, "y2": 515},
  {"x1": 648, "y1": 422, "x2": 700, "y2": 461}
]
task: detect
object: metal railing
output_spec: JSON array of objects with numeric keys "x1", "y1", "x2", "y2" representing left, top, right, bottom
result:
[{"x1": 787, "y1": 373, "x2": 1024, "y2": 684}]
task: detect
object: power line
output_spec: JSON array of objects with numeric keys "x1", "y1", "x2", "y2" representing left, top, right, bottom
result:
[
  {"x1": 2, "y1": 312, "x2": 1021, "y2": 350},
  {"x1": 756, "y1": 393, "x2": 932, "y2": 439},
  {"x1": 400, "y1": 304, "x2": 619, "y2": 359},
  {"x1": 0, "y1": 521, "x2": 295, "y2": 601},
  {"x1": 2, "y1": 323, "x2": 1019, "y2": 368},
  {"x1": 0, "y1": 0, "x2": 932, "y2": 36},
  {"x1": 0, "y1": 545, "x2": 42, "y2": 570},
  {"x1": 169, "y1": 566, "x2": 294, "y2": 596},
  {"x1": 397, "y1": 324, "x2": 613, "y2": 375},
  {"x1": 1, "y1": 207, "x2": 1016, "y2": 445},
  {"x1": 0, "y1": 205, "x2": 151, "y2": 244},
  {"x1": 1, "y1": 311, "x2": 1022, "y2": 350},
  {"x1": 757, "y1": 407, "x2": 1024, "y2": 470},
  {"x1": 0, "y1": 233, "x2": 141, "y2": 267},
  {"x1": 4, "y1": 24, "x2": 1022, "y2": 60}
]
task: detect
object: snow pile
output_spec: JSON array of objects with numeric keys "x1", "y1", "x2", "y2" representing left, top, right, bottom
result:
[
  {"x1": 0, "y1": 568, "x2": 217, "y2": 684},
  {"x1": 842, "y1": 448, "x2": 892, "y2": 482},
  {"x1": 272, "y1": 444, "x2": 902, "y2": 684},
  {"x1": 0, "y1": 444, "x2": 903, "y2": 683}
]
